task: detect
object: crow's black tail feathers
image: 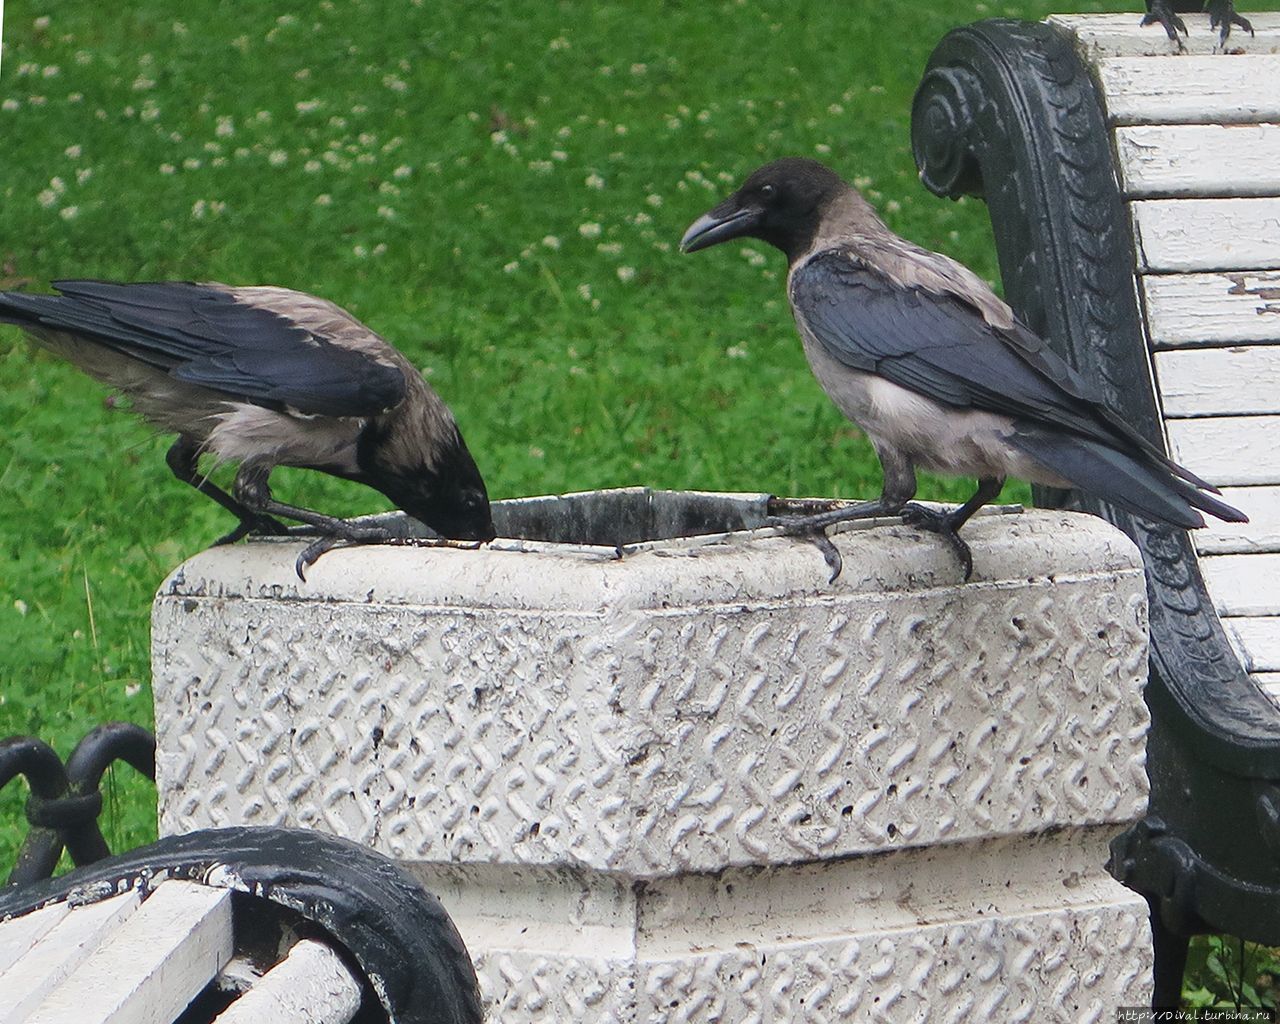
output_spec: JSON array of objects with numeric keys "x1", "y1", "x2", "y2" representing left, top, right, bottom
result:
[{"x1": 1009, "y1": 426, "x2": 1247, "y2": 529}]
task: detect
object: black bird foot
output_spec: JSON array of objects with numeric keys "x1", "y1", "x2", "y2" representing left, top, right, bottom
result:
[
  {"x1": 214, "y1": 514, "x2": 291, "y2": 546},
  {"x1": 901, "y1": 503, "x2": 974, "y2": 581},
  {"x1": 1207, "y1": 0, "x2": 1253, "y2": 46},
  {"x1": 292, "y1": 523, "x2": 406, "y2": 581},
  {"x1": 1141, "y1": 1, "x2": 1189, "y2": 50}
]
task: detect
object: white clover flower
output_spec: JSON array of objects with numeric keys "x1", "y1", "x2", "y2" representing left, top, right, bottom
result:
[
  {"x1": 182, "y1": 157, "x2": 201, "y2": 170},
  {"x1": 528, "y1": 160, "x2": 552, "y2": 174},
  {"x1": 383, "y1": 75, "x2": 408, "y2": 93},
  {"x1": 65, "y1": 144, "x2": 83, "y2": 158},
  {"x1": 192, "y1": 199, "x2": 208, "y2": 218},
  {"x1": 173, "y1": 22, "x2": 189, "y2": 36},
  {"x1": 576, "y1": 283, "x2": 592, "y2": 301},
  {"x1": 68, "y1": 93, "x2": 84, "y2": 104},
  {"x1": 548, "y1": 36, "x2": 570, "y2": 51},
  {"x1": 503, "y1": 261, "x2": 520, "y2": 274},
  {"x1": 556, "y1": 126, "x2": 571, "y2": 139},
  {"x1": 356, "y1": 153, "x2": 375, "y2": 165},
  {"x1": 29, "y1": 96, "x2": 48, "y2": 107},
  {"x1": 125, "y1": 683, "x2": 142, "y2": 698},
  {"x1": 528, "y1": 446, "x2": 546, "y2": 459},
  {"x1": 726, "y1": 344, "x2": 748, "y2": 359},
  {"x1": 378, "y1": 181, "x2": 399, "y2": 195},
  {"x1": 33, "y1": 16, "x2": 51, "y2": 30},
  {"x1": 1, "y1": 99, "x2": 20, "y2": 112},
  {"x1": 630, "y1": 63, "x2": 647, "y2": 76},
  {"x1": 353, "y1": 244, "x2": 368, "y2": 258},
  {"x1": 885, "y1": 199, "x2": 902, "y2": 214},
  {"x1": 614, "y1": 124, "x2": 627, "y2": 135},
  {"x1": 631, "y1": 211, "x2": 652, "y2": 225},
  {"x1": 215, "y1": 116, "x2": 235, "y2": 137},
  {"x1": 645, "y1": 193, "x2": 663, "y2": 208},
  {"x1": 14, "y1": 599, "x2": 29, "y2": 616},
  {"x1": 585, "y1": 172, "x2": 605, "y2": 190},
  {"x1": 358, "y1": 132, "x2": 375, "y2": 146},
  {"x1": 578, "y1": 222, "x2": 602, "y2": 239},
  {"x1": 616, "y1": 266, "x2": 636, "y2": 283},
  {"x1": 37, "y1": 189, "x2": 57, "y2": 208},
  {"x1": 597, "y1": 242, "x2": 622, "y2": 256},
  {"x1": 351, "y1": 104, "x2": 368, "y2": 115},
  {"x1": 314, "y1": 193, "x2": 332, "y2": 206},
  {"x1": 296, "y1": 99, "x2": 322, "y2": 114},
  {"x1": 541, "y1": 235, "x2": 561, "y2": 250},
  {"x1": 267, "y1": 149, "x2": 288, "y2": 166},
  {"x1": 377, "y1": 205, "x2": 396, "y2": 219},
  {"x1": 43, "y1": 65, "x2": 61, "y2": 79},
  {"x1": 304, "y1": 159, "x2": 322, "y2": 173},
  {"x1": 159, "y1": 163, "x2": 176, "y2": 175},
  {"x1": 50, "y1": 176, "x2": 66, "y2": 194},
  {"x1": 550, "y1": 149, "x2": 567, "y2": 162},
  {"x1": 814, "y1": 142, "x2": 831, "y2": 155},
  {"x1": 392, "y1": 164, "x2": 412, "y2": 179},
  {"x1": 373, "y1": 243, "x2": 387, "y2": 256},
  {"x1": 253, "y1": 109, "x2": 272, "y2": 123},
  {"x1": 76, "y1": 168, "x2": 93, "y2": 184},
  {"x1": 740, "y1": 247, "x2": 767, "y2": 267},
  {"x1": 141, "y1": 102, "x2": 160, "y2": 122},
  {"x1": 75, "y1": 51, "x2": 93, "y2": 65}
]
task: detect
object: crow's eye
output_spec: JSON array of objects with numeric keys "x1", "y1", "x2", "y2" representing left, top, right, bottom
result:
[{"x1": 759, "y1": 183, "x2": 776, "y2": 199}]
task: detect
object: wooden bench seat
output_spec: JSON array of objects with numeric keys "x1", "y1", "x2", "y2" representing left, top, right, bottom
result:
[
  {"x1": 0, "y1": 826, "x2": 482, "y2": 1024},
  {"x1": 1055, "y1": 18, "x2": 1280, "y2": 698},
  {"x1": 912, "y1": 11, "x2": 1280, "y2": 1007}
]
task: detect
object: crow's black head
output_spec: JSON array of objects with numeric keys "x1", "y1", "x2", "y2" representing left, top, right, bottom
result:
[
  {"x1": 680, "y1": 158, "x2": 848, "y2": 262},
  {"x1": 361, "y1": 422, "x2": 496, "y2": 542}
]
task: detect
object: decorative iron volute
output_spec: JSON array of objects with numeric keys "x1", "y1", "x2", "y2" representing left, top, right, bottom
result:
[{"x1": 911, "y1": 66, "x2": 985, "y2": 198}]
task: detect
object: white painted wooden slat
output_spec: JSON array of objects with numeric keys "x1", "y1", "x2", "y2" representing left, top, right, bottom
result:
[
  {"x1": 1254, "y1": 672, "x2": 1280, "y2": 705},
  {"x1": 1165, "y1": 416, "x2": 1280, "y2": 487},
  {"x1": 1098, "y1": 55, "x2": 1280, "y2": 125},
  {"x1": 1200, "y1": 553, "x2": 1280, "y2": 616},
  {"x1": 1117, "y1": 124, "x2": 1280, "y2": 198},
  {"x1": 1132, "y1": 199, "x2": 1280, "y2": 272},
  {"x1": 1049, "y1": 13, "x2": 1280, "y2": 58},
  {"x1": 27, "y1": 880, "x2": 233, "y2": 1024},
  {"x1": 1222, "y1": 616, "x2": 1280, "y2": 671},
  {"x1": 1195, "y1": 486, "x2": 1280, "y2": 555},
  {"x1": 1144, "y1": 271, "x2": 1280, "y2": 346},
  {"x1": 0, "y1": 903, "x2": 71, "y2": 976},
  {"x1": 1155, "y1": 346, "x2": 1280, "y2": 417},
  {"x1": 0, "y1": 891, "x2": 141, "y2": 1023},
  {"x1": 212, "y1": 939, "x2": 362, "y2": 1024}
]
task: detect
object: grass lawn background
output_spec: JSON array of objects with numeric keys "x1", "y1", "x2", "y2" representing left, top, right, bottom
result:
[{"x1": 1, "y1": 0, "x2": 1148, "y2": 896}]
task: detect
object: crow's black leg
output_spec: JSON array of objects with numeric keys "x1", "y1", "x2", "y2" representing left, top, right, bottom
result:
[
  {"x1": 164, "y1": 437, "x2": 288, "y2": 545},
  {"x1": 901, "y1": 476, "x2": 1004, "y2": 582},
  {"x1": 233, "y1": 460, "x2": 411, "y2": 580},
  {"x1": 1141, "y1": 0, "x2": 1189, "y2": 50},
  {"x1": 765, "y1": 446, "x2": 917, "y2": 582},
  {"x1": 1206, "y1": 0, "x2": 1253, "y2": 46}
]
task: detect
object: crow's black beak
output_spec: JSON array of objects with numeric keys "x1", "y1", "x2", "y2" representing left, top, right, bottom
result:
[{"x1": 680, "y1": 202, "x2": 761, "y2": 254}]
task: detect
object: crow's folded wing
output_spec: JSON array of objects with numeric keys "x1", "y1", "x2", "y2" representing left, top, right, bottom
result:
[
  {"x1": 789, "y1": 250, "x2": 1163, "y2": 458},
  {"x1": 1, "y1": 280, "x2": 406, "y2": 418}
]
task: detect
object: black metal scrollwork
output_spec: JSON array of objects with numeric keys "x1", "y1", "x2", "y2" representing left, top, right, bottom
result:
[{"x1": 912, "y1": 17, "x2": 1280, "y2": 1008}]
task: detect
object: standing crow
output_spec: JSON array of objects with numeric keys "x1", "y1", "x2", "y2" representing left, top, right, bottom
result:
[
  {"x1": 1144, "y1": 1, "x2": 1254, "y2": 48},
  {"x1": 681, "y1": 158, "x2": 1246, "y2": 580},
  {"x1": 0, "y1": 280, "x2": 495, "y2": 577}
]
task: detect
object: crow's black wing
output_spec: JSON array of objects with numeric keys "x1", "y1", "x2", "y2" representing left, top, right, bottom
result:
[
  {"x1": 790, "y1": 250, "x2": 1164, "y2": 459},
  {"x1": 0, "y1": 280, "x2": 405, "y2": 418}
]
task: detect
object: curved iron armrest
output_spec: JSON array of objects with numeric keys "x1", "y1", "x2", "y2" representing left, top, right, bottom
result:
[
  {"x1": 0, "y1": 825, "x2": 482, "y2": 1024},
  {"x1": 910, "y1": 16, "x2": 1280, "y2": 1006}
]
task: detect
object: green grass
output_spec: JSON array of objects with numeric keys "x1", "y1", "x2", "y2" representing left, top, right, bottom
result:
[{"x1": 6, "y1": 0, "x2": 1240, "y2": 997}]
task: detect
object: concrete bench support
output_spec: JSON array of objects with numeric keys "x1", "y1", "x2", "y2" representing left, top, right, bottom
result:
[{"x1": 152, "y1": 504, "x2": 1152, "y2": 1019}]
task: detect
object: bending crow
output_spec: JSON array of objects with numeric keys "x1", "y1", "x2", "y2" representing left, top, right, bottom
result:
[
  {"x1": 0, "y1": 280, "x2": 495, "y2": 577},
  {"x1": 681, "y1": 158, "x2": 1246, "y2": 579}
]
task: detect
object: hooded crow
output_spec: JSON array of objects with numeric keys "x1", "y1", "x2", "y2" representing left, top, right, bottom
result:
[
  {"x1": 681, "y1": 157, "x2": 1247, "y2": 580},
  {"x1": 0, "y1": 280, "x2": 495, "y2": 577}
]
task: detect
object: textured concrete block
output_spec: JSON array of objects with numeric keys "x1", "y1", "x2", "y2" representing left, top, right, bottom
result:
[{"x1": 151, "y1": 501, "x2": 1152, "y2": 1019}]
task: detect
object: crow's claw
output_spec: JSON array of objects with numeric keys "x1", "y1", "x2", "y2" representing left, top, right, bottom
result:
[
  {"x1": 295, "y1": 535, "x2": 348, "y2": 581},
  {"x1": 1141, "y1": 1, "x2": 1189, "y2": 50},
  {"x1": 808, "y1": 530, "x2": 844, "y2": 582},
  {"x1": 1207, "y1": 0, "x2": 1253, "y2": 45},
  {"x1": 901, "y1": 503, "x2": 974, "y2": 581}
]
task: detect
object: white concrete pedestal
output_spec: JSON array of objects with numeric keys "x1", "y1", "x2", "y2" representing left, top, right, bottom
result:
[{"x1": 151, "y1": 501, "x2": 1153, "y2": 1019}]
